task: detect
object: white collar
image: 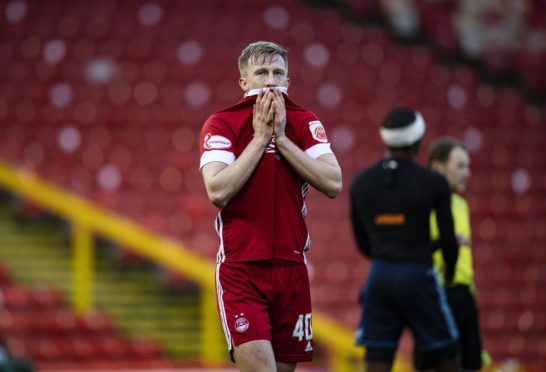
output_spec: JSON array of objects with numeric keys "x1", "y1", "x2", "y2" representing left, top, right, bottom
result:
[{"x1": 244, "y1": 87, "x2": 288, "y2": 97}]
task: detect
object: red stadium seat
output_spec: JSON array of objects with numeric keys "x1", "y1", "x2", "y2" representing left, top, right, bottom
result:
[{"x1": 1, "y1": 0, "x2": 545, "y2": 367}]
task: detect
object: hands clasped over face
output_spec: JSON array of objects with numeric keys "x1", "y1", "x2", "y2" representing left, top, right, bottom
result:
[{"x1": 252, "y1": 89, "x2": 286, "y2": 144}]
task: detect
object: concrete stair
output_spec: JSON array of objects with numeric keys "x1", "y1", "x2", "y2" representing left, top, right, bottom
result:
[{"x1": 0, "y1": 200, "x2": 203, "y2": 360}]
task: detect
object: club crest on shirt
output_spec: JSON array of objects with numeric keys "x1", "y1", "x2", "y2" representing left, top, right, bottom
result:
[
  {"x1": 235, "y1": 317, "x2": 250, "y2": 333},
  {"x1": 203, "y1": 133, "x2": 231, "y2": 150},
  {"x1": 308, "y1": 121, "x2": 328, "y2": 143}
]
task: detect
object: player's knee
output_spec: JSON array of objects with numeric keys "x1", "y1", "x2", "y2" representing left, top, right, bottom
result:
[
  {"x1": 276, "y1": 362, "x2": 297, "y2": 372},
  {"x1": 233, "y1": 340, "x2": 276, "y2": 371}
]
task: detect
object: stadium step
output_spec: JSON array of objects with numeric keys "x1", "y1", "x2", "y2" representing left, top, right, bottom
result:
[{"x1": 0, "y1": 199, "x2": 202, "y2": 360}]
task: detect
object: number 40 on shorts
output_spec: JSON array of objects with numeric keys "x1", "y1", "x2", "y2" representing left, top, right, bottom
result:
[{"x1": 292, "y1": 313, "x2": 312, "y2": 341}]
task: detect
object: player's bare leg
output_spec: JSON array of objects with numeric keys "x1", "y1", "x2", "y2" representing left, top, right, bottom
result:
[
  {"x1": 276, "y1": 361, "x2": 296, "y2": 372},
  {"x1": 233, "y1": 340, "x2": 276, "y2": 372}
]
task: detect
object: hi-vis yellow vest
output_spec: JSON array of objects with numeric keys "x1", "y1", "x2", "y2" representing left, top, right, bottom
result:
[{"x1": 431, "y1": 193, "x2": 474, "y2": 289}]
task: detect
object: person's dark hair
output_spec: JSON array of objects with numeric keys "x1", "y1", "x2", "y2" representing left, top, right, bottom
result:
[
  {"x1": 382, "y1": 108, "x2": 417, "y2": 130},
  {"x1": 427, "y1": 137, "x2": 467, "y2": 166},
  {"x1": 381, "y1": 107, "x2": 424, "y2": 156},
  {"x1": 238, "y1": 41, "x2": 288, "y2": 78}
]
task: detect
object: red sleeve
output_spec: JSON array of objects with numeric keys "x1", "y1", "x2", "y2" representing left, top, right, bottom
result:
[
  {"x1": 299, "y1": 113, "x2": 334, "y2": 159},
  {"x1": 199, "y1": 115, "x2": 236, "y2": 170}
]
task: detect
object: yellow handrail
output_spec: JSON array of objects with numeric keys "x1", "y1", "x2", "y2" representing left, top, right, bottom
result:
[
  {"x1": 313, "y1": 312, "x2": 363, "y2": 370},
  {"x1": 0, "y1": 160, "x2": 221, "y2": 364},
  {"x1": 0, "y1": 159, "x2": 411, "y2": 371}
]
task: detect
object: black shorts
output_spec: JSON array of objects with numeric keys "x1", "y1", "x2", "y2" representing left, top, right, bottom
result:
[
  {"x1": 356, "y1": 260, "x2": 459, "y2": 363},
  {"x1": 415, "y1": 285, "x2": 482, "y2": 370}
]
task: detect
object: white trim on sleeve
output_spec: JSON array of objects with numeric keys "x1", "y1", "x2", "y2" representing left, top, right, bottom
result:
[
  {"x1": 305, "y1": 143, "x2": 333, "y2": 159},
  {"x1": 199, "y1": 150, "x2": 236, "y2": 171}
]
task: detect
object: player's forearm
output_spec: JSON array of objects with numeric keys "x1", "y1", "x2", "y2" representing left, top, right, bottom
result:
[
  {"x1": 206, "y1": 138, "x2": 269, "y2": 208},
  {"x1": 275, "y1": 135, "x2": 342, "y2": 198}
]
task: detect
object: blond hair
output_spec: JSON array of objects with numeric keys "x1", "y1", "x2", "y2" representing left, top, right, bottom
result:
[{"x1": 238, "y1": 41, "x2": 288, "y2": 77}]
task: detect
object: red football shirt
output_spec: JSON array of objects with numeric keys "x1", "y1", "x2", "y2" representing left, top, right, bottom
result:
[{"x1": 199, "y1": 90, "x2": 334, "y2": 263}]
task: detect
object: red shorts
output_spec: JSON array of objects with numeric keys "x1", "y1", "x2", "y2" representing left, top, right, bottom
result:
[{"x1": 216, "y1": 260, "x2": 313, "y2": 363}]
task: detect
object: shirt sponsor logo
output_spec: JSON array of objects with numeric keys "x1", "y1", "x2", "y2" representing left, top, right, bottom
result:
[
  {"x1": 235, "y1": 317, "x2": 250, "y2": 333},
  {"x1": 308, "y1": 121, "x2": 328, "y2": 143},
  {"x1": 203, "y1": 133, "x2": 231, "y2": 150}
]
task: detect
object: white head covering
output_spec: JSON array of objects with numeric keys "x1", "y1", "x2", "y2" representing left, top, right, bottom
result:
[{"x1": 379, "y1": 110, "x2": 425, "y2": 147}]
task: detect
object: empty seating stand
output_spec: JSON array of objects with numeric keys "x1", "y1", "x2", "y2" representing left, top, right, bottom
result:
[
  {"x1": 0, "y1": 264, "x2": 170, "y2": 370},
  {"x1": 1, "y1": 0, "x2": 545, "y2": 368}
]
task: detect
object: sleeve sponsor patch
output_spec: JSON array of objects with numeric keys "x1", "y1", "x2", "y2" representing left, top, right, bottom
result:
[
  {"x1": 308, "y1": 121, "x2": 328, "y2": 143},
  {"x1": 203, "y1": 133, "x2": 232, "y2": 150}
]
